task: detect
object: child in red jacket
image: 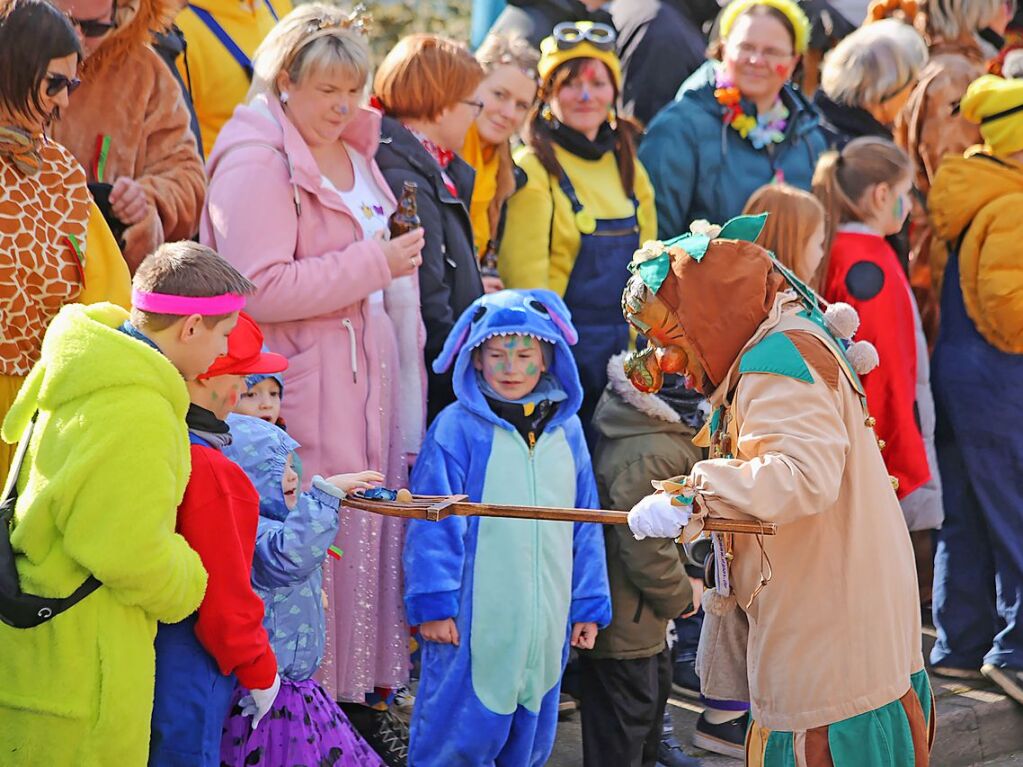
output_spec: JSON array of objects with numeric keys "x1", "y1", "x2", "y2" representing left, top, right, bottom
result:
[
  {"x1": 813, "y1": 136, "x2": 943, "y2": 534},
  {"x1": 149, "y1": 312, "x2": 290, "y2": 767}
]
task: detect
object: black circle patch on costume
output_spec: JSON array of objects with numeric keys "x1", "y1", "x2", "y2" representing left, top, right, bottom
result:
[{"x1": 845, "y1": 261, "x2": 885, "y2": 300}]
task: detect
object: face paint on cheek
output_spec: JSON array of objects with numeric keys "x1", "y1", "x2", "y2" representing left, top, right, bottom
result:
[
  {"x1": 893, "y1": 194, "x2": 904, "y2": 221},
  {"x1": 774, "y1": 63, "x2": 789, "y2": 77},
  {"x1": 525, "y1": 362, "x2": 539, "y2": 376}
]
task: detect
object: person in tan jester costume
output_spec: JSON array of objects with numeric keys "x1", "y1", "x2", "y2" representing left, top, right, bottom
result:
[
  {"x1": 623, "y1": 214, "x2": 934, "y2": 765},
  {"x1": 50, "y1": 0, "x2": 205, "y2": 272}
]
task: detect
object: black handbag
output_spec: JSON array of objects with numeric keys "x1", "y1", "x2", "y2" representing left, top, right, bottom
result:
[{"x1": 0, "y1": 414, "x2": 101, "y2": 629}]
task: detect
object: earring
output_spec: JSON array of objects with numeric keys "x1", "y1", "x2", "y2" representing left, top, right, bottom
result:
[
  {"x1": 279, "y1": 92, "x2": 289, "y2": 105},
  {"x1": 608, "y1": 106, "x2": 618, "y2": 129}
]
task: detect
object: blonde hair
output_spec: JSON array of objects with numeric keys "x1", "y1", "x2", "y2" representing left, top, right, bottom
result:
[
  {"x1": 476, "y1": 32, "x2": 540, "y2": 78},
  {"x1": 474, "y1": 33, "x2": 539, "y2": 244},
  {"x1": 812, "y1": 137, "x2": 912, "y2": 277},
  {"x1": 922, "y1": 0, "x2": 1008, "y2": 40},
  {"x1": 249, "y1": 4, "x2": 371, "y2": 101},
  {"x1": 373, "y1": 34, "x2": 484, "y2": 121},
  {"x1": 821, "y1": 20, "x2": 928, "y2": 108},
  {"x1": 743, "y1": 184, "x2": 826, "y2": 283}
]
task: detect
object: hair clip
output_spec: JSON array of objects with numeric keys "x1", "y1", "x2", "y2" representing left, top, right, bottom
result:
[{"x1": 316, "y1": 3, "x2": 372, "y2": 34}]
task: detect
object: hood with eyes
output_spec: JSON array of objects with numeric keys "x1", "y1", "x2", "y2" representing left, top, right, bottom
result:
[{"x1": 433, "y1": 288, "x2": 584, "y2": 425}]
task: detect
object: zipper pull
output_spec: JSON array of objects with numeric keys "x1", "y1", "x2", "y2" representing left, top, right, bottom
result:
[{"x1": 528, "y1": 431, "x2": 536, "y2": 454}]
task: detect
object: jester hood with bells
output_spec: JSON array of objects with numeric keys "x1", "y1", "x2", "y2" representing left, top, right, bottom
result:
[{"x1": 621, "y1": 214, "x2": 878, "y2": 398}]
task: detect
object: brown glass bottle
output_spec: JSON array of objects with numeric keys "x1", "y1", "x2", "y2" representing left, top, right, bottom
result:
[
  {"x1": 388, "y1": 181, "x2": 421, "y2": 237},
  {"x1": 480, "y1": 239, "x2": 500, "y2": 278}
]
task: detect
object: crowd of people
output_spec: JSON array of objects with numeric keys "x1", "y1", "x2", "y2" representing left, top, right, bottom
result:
[{"x1": 0, "y1": 0, "x2": 1021, "y2": 764}]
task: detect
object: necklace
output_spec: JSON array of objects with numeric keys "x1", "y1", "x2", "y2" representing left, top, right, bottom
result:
[{"x1": 714, "y1": 67, "x2": 789, "y2": 150}]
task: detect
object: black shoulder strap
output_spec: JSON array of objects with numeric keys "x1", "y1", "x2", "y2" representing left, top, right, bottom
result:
[{"x1": 0, "y1": 412, "x2": 101, "y2": 629}]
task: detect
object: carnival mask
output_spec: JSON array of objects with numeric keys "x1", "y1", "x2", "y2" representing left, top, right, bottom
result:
[{"x1": 621, "y1": 273, "x2": 692, "y2": 393}]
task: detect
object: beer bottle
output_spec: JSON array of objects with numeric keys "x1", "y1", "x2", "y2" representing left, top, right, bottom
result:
[
  {"x1": 389, "y1": 181, "x2": 421, "y2": 238},
  {"x1": 480, "y1": 239, "x2": 500, "y2": 279}
]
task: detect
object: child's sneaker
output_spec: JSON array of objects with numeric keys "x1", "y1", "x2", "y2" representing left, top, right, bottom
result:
[
  {"x1": 340, "y1": 703, "x2": 409, "y2": 767},
  {"x1": 659, "y1": 729, "x2": 703, "y2": 765},
  {"x1": 982, "y1": 664, "x2": 1023, "y2": 705},
  {"x1": 692, "y1": 711, "x2": 748, "y2": 760},
  {"x1": 391, "y1": 684, "x2": 415, "y2": 726}
]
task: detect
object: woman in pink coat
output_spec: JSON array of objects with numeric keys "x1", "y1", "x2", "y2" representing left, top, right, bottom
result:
[{"x1": 201, "y1": 5, "x2": 426, "y2": 749}]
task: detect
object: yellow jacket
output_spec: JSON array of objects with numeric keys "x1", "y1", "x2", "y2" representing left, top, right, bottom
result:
[
  {"x1": 175, "y1": 0, "x2": 293, "y2": 157},
  {"x1": 929, "y1": 147, "x2": 1023, "y2": 354},
  {"x1": 499, "y1": 143, "x2": 656, "y2": 296}
]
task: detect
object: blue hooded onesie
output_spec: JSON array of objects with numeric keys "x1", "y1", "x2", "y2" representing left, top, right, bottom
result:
[{"x1": 405, "y1": 289, "x2": 612, "y2": 767}]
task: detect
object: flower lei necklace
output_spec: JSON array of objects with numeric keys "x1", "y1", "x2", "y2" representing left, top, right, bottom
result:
[{"x1": 714, "y1": 67, "x2": 789, "y2": 150}]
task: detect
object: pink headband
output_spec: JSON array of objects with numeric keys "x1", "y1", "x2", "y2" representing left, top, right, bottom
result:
[{"x1": 132, "y1": 289, "x2": 246, "y2": 316}]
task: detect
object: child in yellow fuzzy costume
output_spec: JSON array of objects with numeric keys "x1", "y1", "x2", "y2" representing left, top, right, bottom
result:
[{"x1": 0, "y1": 242, "x2": 253, "y2": 766}]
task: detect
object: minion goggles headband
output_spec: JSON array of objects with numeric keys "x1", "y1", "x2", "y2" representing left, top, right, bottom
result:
[{"x1": 552, "y1": 21, "x2": 616, "y2": 52}]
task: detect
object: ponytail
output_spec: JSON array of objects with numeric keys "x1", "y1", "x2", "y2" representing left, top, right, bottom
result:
[{"x1": 812, "y1": 136, "x2": 912, "y2": 280}]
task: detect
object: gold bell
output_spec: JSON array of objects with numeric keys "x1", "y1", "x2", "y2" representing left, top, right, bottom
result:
[
  {"x1": 865, "y1": 416, "x2": 877, "y2": 428},
  {"x1": 890, "y1": 475, "x2": 900, "y2": 491},
  {"x1": 877, "y1": 439, "x2": 887, "y2": 451}
]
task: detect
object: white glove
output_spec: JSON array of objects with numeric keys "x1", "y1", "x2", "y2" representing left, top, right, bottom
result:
[
  {"x1": 628, "y1": 493, "x2": 691, "y2": 540},
  {"x1": 240, "y1": 673, "x2": 281, "y2": 730}
]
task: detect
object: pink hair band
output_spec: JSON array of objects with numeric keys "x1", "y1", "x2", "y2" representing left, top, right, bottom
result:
[{"x1": 132, "y1": 289, "x2": 246, "y2": 316}]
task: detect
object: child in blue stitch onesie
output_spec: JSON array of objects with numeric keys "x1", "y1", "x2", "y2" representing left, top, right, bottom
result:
[{"x1": 405, "y1": 289, "x2": 612, "y2": 767}]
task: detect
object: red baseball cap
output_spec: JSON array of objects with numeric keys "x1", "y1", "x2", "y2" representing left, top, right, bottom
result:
[{"x1": 198, "y1": 312, "x2": 288, "y2": 380}]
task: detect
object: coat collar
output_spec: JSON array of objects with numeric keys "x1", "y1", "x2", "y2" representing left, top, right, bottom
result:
[{"x1": 379, "y1": 116, "x2": 475, "y2": 206}]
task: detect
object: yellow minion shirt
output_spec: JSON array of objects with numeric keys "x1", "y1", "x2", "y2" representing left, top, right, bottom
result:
[
  {"x1": 499, "y1": 143, "x2": 656, "y2": 296},
  {"x1": 175, "y1": 0, "x2": 293, "y2": 157}
]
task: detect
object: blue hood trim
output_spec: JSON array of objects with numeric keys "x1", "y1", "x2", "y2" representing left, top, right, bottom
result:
[
  {"x1": 223, "y1": 413, "x2": 298, "y2": 522},
  {"x1": 432, "y1": 289, "x2": 584, "y2": 429}
]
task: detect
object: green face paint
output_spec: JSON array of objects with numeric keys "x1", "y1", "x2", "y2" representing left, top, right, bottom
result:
[
  {"x1": 525, "y1": 362, "x2": 539, "y2": 376},
  {"x1": 522, "y1": 336, "x2": 534, "y2": 348}
]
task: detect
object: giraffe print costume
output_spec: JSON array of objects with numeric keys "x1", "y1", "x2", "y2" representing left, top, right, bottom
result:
[{"x1": 0, "y1": 137, "x2": 89, "y2": 377}]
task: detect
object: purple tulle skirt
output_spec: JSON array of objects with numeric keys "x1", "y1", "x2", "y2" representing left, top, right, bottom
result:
[{"x1": 220, "y1": 678, "x2": 385, "y2": 767}]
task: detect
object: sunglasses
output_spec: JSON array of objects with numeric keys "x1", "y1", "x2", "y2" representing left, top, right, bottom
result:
[
  {"x1": 46, "y1": 74, "x2": 82, "y2": 97},
  {"x1": 552, "y1": 21, "x2": 616, "y2": 52}
]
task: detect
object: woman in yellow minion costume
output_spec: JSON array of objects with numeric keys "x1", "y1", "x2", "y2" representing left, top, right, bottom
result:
[
  {"x1": 499, "y1": 21, "x2": 656, "y2": 439},
  {"x1": 927, "y1": 74, "x2": 1023, "y2": 704}
]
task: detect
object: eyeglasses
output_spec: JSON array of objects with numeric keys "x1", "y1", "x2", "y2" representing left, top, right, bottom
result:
[
  {"x1": 552, "y1": 21, "x2": 617, "y2": 52},
  {"x1": 727, "y1": 42, "x2": 795, "y2": 65},
  {"x1": 69, "y1": 9, "x2": 117, "y2": 38},
  {"x1": 461, "y1": 99, "x2": 484, "y2": 117},
  {"x1": 45, "y1": 74, "x2": 82, "y2": 97}
]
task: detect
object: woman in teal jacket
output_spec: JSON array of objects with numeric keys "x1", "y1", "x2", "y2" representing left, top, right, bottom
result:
[{"x1": 639, "y1": 0, "x2": 828, "y2": 240}]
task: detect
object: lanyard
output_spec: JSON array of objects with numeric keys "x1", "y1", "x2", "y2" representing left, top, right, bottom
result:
[{"x1": 188, "y1": 0, "x2": 279, "y2": 80}]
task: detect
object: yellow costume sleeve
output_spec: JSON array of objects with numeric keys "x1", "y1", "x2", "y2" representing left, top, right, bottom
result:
[
  {"x1": 78, "y1": 202, "x2": 131, "y2": 309},
  {"x1": 500, "y1": 150, "x2": 555, "y2": 292},
  {"x1": 634, "y1": 160, "x2": 658, "y2": 246}
]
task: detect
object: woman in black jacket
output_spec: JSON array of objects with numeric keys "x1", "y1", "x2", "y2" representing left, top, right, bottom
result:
[{"x1": 373, "y1": 34, "x2": 486, "y2": 423}]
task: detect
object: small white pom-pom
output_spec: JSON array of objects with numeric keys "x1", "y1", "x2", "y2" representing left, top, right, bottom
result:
[
  {"x1": 846, "y1": 340, "x2": 879, "y2": 375},
  {"x1": 824, "y1": 302, "x2": 860, "y2": 340},
  {"x1": 703, "y1": 589, "x2": 738, "y2": 616}
]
